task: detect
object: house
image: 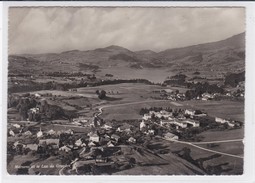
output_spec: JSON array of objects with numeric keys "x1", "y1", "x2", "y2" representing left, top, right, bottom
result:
[
  {"x1": 9, "y1": 130, "x2": 15, "y2": 136},
  {"x1": 64, "y1": 129, "x2": 74, "y2": 135},
  {"x1": 140, "y1": 120, "x2": 147, "y2": 130},
  {"x1": 215, "y1": 117, "x2": 229, "y2": 124},
  {"x1": 160, "y1": 110, "x2": 173, "y2": 118},
  {"x1": 59, "y1": 145, "x2": 72, "y2": 152},
  {"x1": 202, "y1": 93, "x2": 214, "y2": 100},
  {"x1": 160, "y1": 119, "x2": 187, "y2": 128},
  {"x1": 75, "y1": 139, "x2": 85, "y2": 147},
  {"x1": 102, "y1": 124, "x2": 112, "y2": 130},
  {"x1": 39, "y1": 139, "x2": 60, "y2": 148},
  {"x1": 14, "y1": 141, "x2": 25, "y2": 148},
  {"x1": 88, "y1": 141, "x2": 96, "y2": 147},
  {"x1": 24, "y1": 130, "x2": 32, "y2": 136},
  {"x1": 117, "y1": 123, "x2": 132, "y2": 133},
  {"x1": 127, "y1": 137, "x2": 136, "y2": 144},
  {"x1": 107, "y1": 141, "x2": 115, "y2": 147},
  {"x1": 37, "y1": 128, "x2": 43, "y2": 138},
  {"x1": 12, "y1": 124, "x2": 21, "y2": 128},
  {"x1": 142, "y1": 113, "x2": 151, "y2": 120},
  {"x1": 164, "y1": 132, "x2": 178, "y2": 140},
  {"x1": 47, "y1": 129, "x2": 56, "y2": 135},
  {"x1": 30, "y1": 107, "x2": 40, "y2": 114},
  {"x1": 185, "y1": 109, "x2": 195, "y2": 116},
  {"x1": 34, "y1": 93, "x2": 41, "y2": 98},
  {"x1": 183, "y1": 119, "x2": 200, "y2": 127},
  {"x1": 227, "y1": 121, "x2": 235, "y2": 127},
  {"x1": 148, "y1": 129, "x2": 155, "y2": 135},
  {"x1": 111, "y1": 134, "x2": 120, "y2": 142},
  {"x1": 26, "y1": 144, "x2": 38, "y2": 151},
  {"x1": 103, "y1": 134, "x2": 111, "y2": 140},
  {"x1": 89, "y1": 133, "x2": 100, "y2": 143}
]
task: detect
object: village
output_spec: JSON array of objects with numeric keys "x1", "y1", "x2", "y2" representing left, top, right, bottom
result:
[{"x1": 7, "y1": 89, "x2": 243, "y2": 175}]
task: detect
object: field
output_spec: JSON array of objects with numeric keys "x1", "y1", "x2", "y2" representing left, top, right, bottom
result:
[
  {"x1": 197, "y1": 128, "x2": 244, "y2": 141},
  {"x1": 179, "y1": 100, "x2": 244, "y2": 122},
  {"x1": 148, "y1": 137, "x2": 244, "y2": 175}
]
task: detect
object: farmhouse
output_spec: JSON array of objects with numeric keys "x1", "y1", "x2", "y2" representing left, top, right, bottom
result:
[
  {"x1": 202, "y1": 93, "x2": 214, "y2": 101},
  {"x1": 127, "y1": 137, "x2": 136, "y2": 144},
  {"x1": 47, "y1": 129, "x2": 56, "y2": 135},
  {"x1": 227, "y1": 121, "x2": 235, "y2": 127},
  {"x1": 140, "y1": 120, "x2": 147, "y2": 130},
  {"x1": 102, "y1": 124, "x2": 112, "y2": 130},
  {"x1": 24, "y1": 130, "x2": 32, "y2": 136},
  {"x1": 59, "y1": 145, "x2": 72, "y2": 152},
  {"x1": 111, "y1": 134, "x2": 120, "y2": 142},
  {"x1": 183, "y1": 119, "x2": 200, "y2": 127},
  {"x1": 12, "y1": 123, "x2": 21, "y2": 128},
  {"x1": 142, "y1": 113, "x2": 151, "y2": 120},
  {"x1": 39, "y1": 139, "x2": 60, "y2": 147},
  {"x1": 185, "y1": 109, "x2": 195, "y2": 116},
  {"x1": 89, "y1": 133, "x2": 100, "y2": 143},
  {"x1": 107, "y1": 141, "x2": 115, "y2": 147},
  {"x1": 160, "y1": 119, "x2": 188, "y2": 128},
  {"x1": 88, "y1": 141, "x2": 96, "y2": 147},
  {"x1": 9, "y1": 130, "x2": 15, "y2": 136},
  {"x1": 37, "y1": 128, "x2": 43, "y2": 138},
  {"x1": 164, "y1": 132, "x2": 178, "y2": 140},
  {"x1": 75, "y1": 139, "x2": 83, "y2": 147},
  {"x1": 215, "y1": 117, "x2": 229, "y2": 124}
]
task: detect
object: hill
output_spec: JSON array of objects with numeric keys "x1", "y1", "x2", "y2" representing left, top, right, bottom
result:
[{"x1": 9, "y1": 32, "x2": 245, "y2": 79}]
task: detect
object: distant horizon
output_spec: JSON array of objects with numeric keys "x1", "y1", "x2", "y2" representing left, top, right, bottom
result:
[
  {"x1": 9, "y1": 7, "x2": 245, "y2": 55},
  {"x1": 10, "y1": 31, "x2": 245, "y2": 56}
]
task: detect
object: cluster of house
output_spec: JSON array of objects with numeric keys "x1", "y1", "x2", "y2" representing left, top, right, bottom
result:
[
  {"x1": 9, "y1": 120, "x2": 139, "y2": 157},
  {"x1": 154, "y1": 89, "x2": 186, "y2": 101},
  {"x1": 214, "y1": 117, "x2": 237, "y2": 127},
  {"x1": 201, "y1": 93, "x2": 215, "y2": 101},
  {"x1": 142, "y1": 109, "x2": 204, "y2": 130},
  {"x1": 72, "y1": 116, "x2": 90, "y2": 126}
]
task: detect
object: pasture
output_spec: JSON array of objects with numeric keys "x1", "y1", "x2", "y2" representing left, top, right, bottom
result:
[{"x1": 179, "y1": 100, "x2": 244, "y2": 122}]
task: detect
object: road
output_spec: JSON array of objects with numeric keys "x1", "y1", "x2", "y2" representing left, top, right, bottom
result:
[
  {"x1": 192, "y1": 139, "x2": 243, "y2": 145},
  {"x1": 96, "y1": 99, "x2": 175, "y2": 117},
  {"x1": 164, "y1": 138, "x2": 244, "y2": 159},
  {"x1": 59, "y1": 165, "x2": 68, "y2": 175}
]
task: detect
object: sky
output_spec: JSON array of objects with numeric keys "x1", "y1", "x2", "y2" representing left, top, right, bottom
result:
[{"x1": 9, "y1": 7, "x2": 245, "y2": 54}]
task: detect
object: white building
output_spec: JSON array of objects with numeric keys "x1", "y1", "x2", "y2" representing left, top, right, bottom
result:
[
  {"x1": 160, "y1": 119, "x2": 187, "y2": 128},
  {"x1": 127, "y1": 137, "x2": 136, "y2": 144},
  {"x1": 185, "y1": 109, "x2": 195, "y2": 116},
  {"x1": 142, "y1": 113, "x2": 151, "y2": 120},
  {"x1": 89, "y1": 134, "x2": 100, "y2": 143},
  {"x1": 47, "y1": 129, "x2": 56, "y2": 135},
  {"x1": 12, "y1": 124, "x2": 21, "y2": 129},
  {"x1": 215, "y1": 117, "x2": 229, "y2": 124},
  {"x1": 140, "y1": 120, "x2": 147, "y2": 130},
  {"x1": 24, "y1": 130, "x2": 32, "y2": 136},
  {"x1": 59, "y1": 145, "x2": 71, "y2": 152},
  {"x1": 37, "y1": 128, "x2": 43, "y2": 138},
  {"x1": 183, "y1": 120, "x2": 200, "y2": 127},
  {"x1": 75, "y1": 139, "x2": 83, "y2": 147},
  {"x1": 9, "y1": 130, "x2": 15, "y2": 137}
]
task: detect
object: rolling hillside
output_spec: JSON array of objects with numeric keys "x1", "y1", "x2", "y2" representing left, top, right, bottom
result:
[{"x1": 9, "y1": 32, "x2": 245, "y2": 77}]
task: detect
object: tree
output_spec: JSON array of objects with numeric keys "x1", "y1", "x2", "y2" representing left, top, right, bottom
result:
[{"x1": 99, "y1": 90, "x2": 106, "y2": 99}]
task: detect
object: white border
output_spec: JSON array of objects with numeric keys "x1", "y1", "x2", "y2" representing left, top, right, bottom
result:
[{"x1": 1, "y1": 1, "x2": 255, "y2": 183}]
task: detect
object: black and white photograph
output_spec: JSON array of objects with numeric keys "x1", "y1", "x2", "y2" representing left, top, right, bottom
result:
[{"x1": 6, "y1": 6, "x2": 247, "y2": 176}]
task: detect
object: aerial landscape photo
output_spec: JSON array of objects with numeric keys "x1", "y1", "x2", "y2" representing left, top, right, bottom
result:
[{"x1": 7, "y1": 7, "x2": 245, "y2": 175}]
